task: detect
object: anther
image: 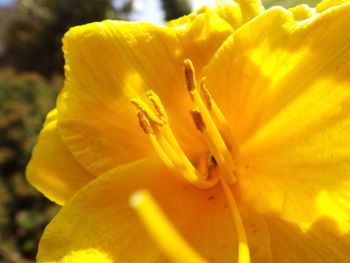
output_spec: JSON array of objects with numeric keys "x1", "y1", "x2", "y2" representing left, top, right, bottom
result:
[
  {"x1": 184, "y1": 59, "x2": 196, "y2": 96},
  {"x1": 130, "y1": 98, "x2": 164, "y2": 126},
  {"x1": 199, "y1": 78, "x2": 212, "y2": 110},
  {"x1": 146, "y1": 90, "x2": 168, "y2": 123},
  {"x1": 137, "y1": 111, "x2": 154, "y2": 135},
  {"x1": 183, "y1": 59, "x2": 237, "y2": 184},
  {"x1": 190, "y1": 109, "x2": 206, "y2": 132}
]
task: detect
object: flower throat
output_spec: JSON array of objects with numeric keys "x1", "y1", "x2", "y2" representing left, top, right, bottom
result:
[
  {"x1": 131, "y1": 59, "x2": 239, "y2": 188},
  {"x1": 131, "y1": 59, "x2": 250, "y2": 263}
]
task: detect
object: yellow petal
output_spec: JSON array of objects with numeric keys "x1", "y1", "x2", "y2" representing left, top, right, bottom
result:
[
  {"x1": 316, "y1": 0, "x2": 350, "y2": 12},
  {"x1": 288, "y1": 4, "x2": 315, "y2": 21},
  {"x1": 58, "y1": 14, "x2": 232, "y2": 176},
  {"x1": 167, "y1": 1, "x2": 242, "y2": 29},
  {"x1": 239, "y1": 207, "x2": 273, "y2": 263},
  {"x1": 167, "y1": 0, "x2": 264, "y2": 30},
  {"x1": 26, "y1": 109, "x2": 94, "y2": 205},
  {"x1": 37, "y1": 157, "x2": 241, "y2": 262},
  {"x1": 213, "y1": 0, "x2": 243, "y2": 27},
  {"x1": 59, "y1": 249, "x2": 112, "y2": 263},
  {"x1": 234, "y1": 0, "x2": 265, "y2": 22},
  {"x1": 130, "y1": 191, "x2": 275, "y2": 263},
  {"x1": 169, "y1": 6, "x2": 234, "y2": 69},
  {"x1": 265, "y1": 215, "x2": 350, "y2": 262},
  {"x1": 204, "y1": 4, "x2": 350, "y2": 228}
]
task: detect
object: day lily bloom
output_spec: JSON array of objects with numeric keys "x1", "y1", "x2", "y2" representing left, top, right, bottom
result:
[{"x1": 27, "y1": 0, "x2": 350, "y2": 262}]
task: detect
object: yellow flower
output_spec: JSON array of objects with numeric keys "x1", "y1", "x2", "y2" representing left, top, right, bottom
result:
[{"x1": 27, "y1": 0, "x2": 350, "y2": 262}]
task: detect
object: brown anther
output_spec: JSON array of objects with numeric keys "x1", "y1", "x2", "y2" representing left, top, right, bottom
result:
[
  {"x1": 137, "y1": 111, "x2": 154, "y2": 135},
  {"x1": 184, "y1": 59, "x2": 196, "y2": 97},
  {"x1": 199, "y1": 78, "x2": 212, "y2": 110},
  {"x1": 190, "y1": 108, "x2": 206, "y2": 132}
]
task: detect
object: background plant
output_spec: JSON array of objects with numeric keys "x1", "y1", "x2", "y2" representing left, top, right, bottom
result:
[{"x1": 0, "y1": 68, "x2": 61, "y2": 262}]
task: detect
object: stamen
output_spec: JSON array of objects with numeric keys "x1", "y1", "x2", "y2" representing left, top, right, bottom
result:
[
  {"x1": 149, "y1": 135, "x2": 175, "y2": 169},
  {"x1": 146, "y1": 90, "x2": 168, "y2": 123},
  {"x1": 200, "y1": 79, "x2": 240, "y2": 158},
  {"x1": 136, "y1": 112, "x2": 174, "y2": 168},
  {"x1": 156, "y1": 125, "x2": 218, "y2": 188},
  {"x1": 196, "y1": 112, "x2": 237, "y2": 185},
  {"x1": 196, "y1": 153, "x2": 210, "y2": 180},
  {"x1": 190, "y1": 108, "x2": 206, "y2": 132},
  {"x1": 157, "y1": 134, "x2": 183, "y2": 167},
  {"x1": 132, "y1": 94, "x2": 219, "y2": 189},
  {"x1": 160, "y1": 125, "x2": 211, "y2": 183},
  {"x1": 184, "y1": 59, "x2": 197, "y2": 94},
  {"x1": 199, "y1": 78, "x2": 212, "y2": 110},
  {"x1": 218, "y1": 170, "x2": 250, "y2": 263},
  {"x1": 184, "y1": 59, "x2": 236, "y2": 184},
  {"x1": 130, "y1": 60, "x2": 247, "y2": 263},
  {"x1": 137, "y1": 111, "x2": 154, "y2": 135},
  {"x1": 130, "y1": 190, "x2": 208, "y2": 263},
  {"x1": 131, "y1": 98, "x2": 164, "y2": 126}
]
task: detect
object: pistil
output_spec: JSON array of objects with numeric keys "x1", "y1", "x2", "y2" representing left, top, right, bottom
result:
[
  {"x1": 218, "y1": 169, "x2": 250, "y2": 263},
  {"x1": 130, "y1": 190, "x2": 208, "y2": 263}
]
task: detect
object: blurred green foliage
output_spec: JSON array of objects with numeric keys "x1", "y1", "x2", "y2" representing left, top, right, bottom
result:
[
  {"x1": 0, "y1": 0, "x2": 133, "y2": 78},
  {"x1": 0, "y1": 68, "x2": 62, "y2": 262}
]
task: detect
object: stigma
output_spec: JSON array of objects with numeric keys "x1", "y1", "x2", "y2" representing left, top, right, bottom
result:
[{"x1": 131, "y1": 59, "x2": 239, "y2": 188}]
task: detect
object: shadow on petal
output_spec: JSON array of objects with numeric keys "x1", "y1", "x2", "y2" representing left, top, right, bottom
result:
[{"x1": 265, "y1": 214, "x2": 350, "y2": 262}]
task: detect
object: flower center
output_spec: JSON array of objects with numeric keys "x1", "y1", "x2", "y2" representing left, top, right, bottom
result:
[
  {"x1": 131, "y1": 59, "x2": 250, "y2": 263},
  {"x1": 131, "y1": 59, "x2": 239, "y2": 188}
]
